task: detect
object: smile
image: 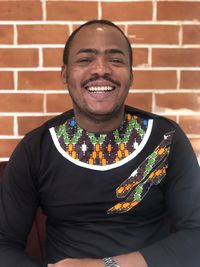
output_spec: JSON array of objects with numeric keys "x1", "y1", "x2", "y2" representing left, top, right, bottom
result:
[{"x1": 86, "y1": 86, "x2": 115, "y2": 92}]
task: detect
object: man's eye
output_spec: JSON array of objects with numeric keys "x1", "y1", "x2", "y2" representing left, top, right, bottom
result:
[
  {"x1": 77, "y1": 58, "x2": 92, "y2": 63},
  {"x1": 110, "y1": 58, "x2": 124, "y2": 64}
]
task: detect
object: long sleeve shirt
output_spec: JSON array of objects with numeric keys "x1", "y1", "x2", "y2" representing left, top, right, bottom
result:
[{"x1": 0, "y1": 106, "x2": 200, "y2": 267}]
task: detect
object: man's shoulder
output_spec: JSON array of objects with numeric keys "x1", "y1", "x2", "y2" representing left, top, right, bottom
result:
[
  {"x1": 126, "y1": 105, "x2": 175, "y2": 123},
  {"x1": 23, "y1": 109, "x2": 74, "y2": 142},
  {"x1": 125, "y1": 105, "x2": 182, "y2": 136}
]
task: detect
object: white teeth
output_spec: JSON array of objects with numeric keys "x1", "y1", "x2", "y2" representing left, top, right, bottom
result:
[{"x1": 87, "y1": 86, "x2": 114, "y2": 92}]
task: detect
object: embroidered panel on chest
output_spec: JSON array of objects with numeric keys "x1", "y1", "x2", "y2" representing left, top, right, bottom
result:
[
  {"x1": 54, "y1": 114, "x2": 149, "y2": 166},
  {"x1": 108, "y1": 131, "x2": 175, "y2": 214}
]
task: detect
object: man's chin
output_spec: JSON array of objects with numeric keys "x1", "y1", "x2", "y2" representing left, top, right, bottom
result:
[{"x1": 85, "y1": 106, "x2": 124, "y2": 120}]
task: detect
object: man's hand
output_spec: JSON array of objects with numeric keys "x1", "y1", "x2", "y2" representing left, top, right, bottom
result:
[
  {"x1": 113, "y1": 252, "x2": 148, "y2": 267},
  {"x1": 47, "y1": 258, "x2": 104, "y2": 267},
  {"x1": 47, "y1": 252, "x2": 147, "y2": 267}
]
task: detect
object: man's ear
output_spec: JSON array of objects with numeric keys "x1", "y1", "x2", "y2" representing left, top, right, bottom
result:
[
  {"x1": 130, "y1": 70, "x2": 133, "y2": 87},
  {"x1": 61, "y1": 65, "x2": 68, "y2": 84}
]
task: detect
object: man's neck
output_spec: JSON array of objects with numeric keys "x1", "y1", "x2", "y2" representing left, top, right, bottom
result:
[{"x1": 73, "y1": 108, "x2": 125, "y2": 134}]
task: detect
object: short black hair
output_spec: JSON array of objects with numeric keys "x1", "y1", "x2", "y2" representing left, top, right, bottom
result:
[{"x1": 62, "y1": 19, "x2": 132, "y2": 69}]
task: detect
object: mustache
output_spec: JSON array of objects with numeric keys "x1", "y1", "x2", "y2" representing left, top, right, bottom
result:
[{"x1": 81, "y1": 74, "x2": 121, "y2": 88}]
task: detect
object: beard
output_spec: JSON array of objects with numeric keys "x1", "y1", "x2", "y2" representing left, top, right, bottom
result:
[{"x1": 71, "y1": 96, "x2": 125, "y2": 123}]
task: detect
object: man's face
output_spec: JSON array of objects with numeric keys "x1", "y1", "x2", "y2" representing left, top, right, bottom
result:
[{"x1": 62, "y1": 24, "x2": 132, "y2": 119}]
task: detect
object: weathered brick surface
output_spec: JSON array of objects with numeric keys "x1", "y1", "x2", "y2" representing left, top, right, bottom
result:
[
  {"x1": 183, "y1": 26, "x2": 200, "y2": 45},
  {"x1": 152, "y1": 49, "x2": 200, "y2": 67},
  {"x1": 18, "y1": 116, "x2": 53, "y2": 135},
  {"x1": 155, "y1": 93, "x2": 200, "y2": 112},
  {"x1": 102, "y1": 2, "x2": 152, "y2": 21},
  {"x1": 157, "y1": 2, "x2": 200, "y2": 21},
  {"x1": 0, "y1": 1, "x2": 42, "y2": 20},
  {"x1": 133, "y1": 48, "x2": 149, "y2": 67},
  {"x1": 43, "y1": 48, "x2": 63, "y2": 67},
  {"x1": 0, "y1": 94, "x2": 43, "y2": 112},
  {"x1": 0, "y1": 49, "x2": 38, "y2": 67},
  {"x1": 128, "y1": 25, "x2": 179, "y2": 44},
  {"x1": 0, "y1": 117, "x2": 13, "y2": 135},
  {"x1": 46, "y1": 1, "x2": 98, "y2": 20},
  {"x1": 18, "y1": 25, "x2": 69, "y2": 44},
  {"x1": 179, "y1": 116, "x2": 200, "y2": 135},
  {"x1": 0, "y1": 0, "x2": 199, "y2": 160},
  {"x1": 18, "y1": 71, "x2": 64, "y2": 90},
  {"x1": 125, "y1": 93, "x2": 152, "y2": 112},
  {"x1": 46, "y1": 94, "x2": 73, "y2": 112},
  {"x1": 0, "y1": 25, "x2": 13, "y2": 44},
  {"x1": 0, "y1": 71, "x2": 13, "y2": 89},
  {"x1": 181, "y1": 71, "x2": 200, "y2": 89},
  {"x1": 0, "y1": 139, "x2": 20, "y2": 158},
  {"x1": 133, "y1": 71, "x2": 177, "y2": 90}
]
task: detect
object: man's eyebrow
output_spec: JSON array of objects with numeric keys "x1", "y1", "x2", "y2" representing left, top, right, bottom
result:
[
  {"x1": 105, "y1": 49, "x2": 125, "y2": 56},
  {"x1": 76, "y1": 48, "x2": 98, "y2": 55},
  {"x1": 76, "y1": 48, "x2": 125, "y2": 56}
]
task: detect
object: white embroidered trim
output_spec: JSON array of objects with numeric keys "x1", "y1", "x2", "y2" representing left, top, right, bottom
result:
[{"x1": 49, "y1": 119, "x2": 153, "y2": 171}]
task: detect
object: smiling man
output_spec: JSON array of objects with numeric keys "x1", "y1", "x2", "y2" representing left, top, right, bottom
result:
[
  {"x1": 61, "y1": 22, "x2": 132, "y2": 133},
  {"x1": 0, "y1": 20, "x2": 200, "y2": 267}
]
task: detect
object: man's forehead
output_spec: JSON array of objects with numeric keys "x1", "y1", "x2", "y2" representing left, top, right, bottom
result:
[
  {"x1": 78, "y1": 23, "x2": 117, "y2": 33},
  {"x1": 73, "y1": 24, "x2": 126, "y2": 42},
  {"x1": 71, "y1": 24, "x2": 128, "y2": 51}
]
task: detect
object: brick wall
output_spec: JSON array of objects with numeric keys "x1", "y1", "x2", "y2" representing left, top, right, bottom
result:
[{"x1": 0, "y1": 0, "x2": 200, "y2": 162}]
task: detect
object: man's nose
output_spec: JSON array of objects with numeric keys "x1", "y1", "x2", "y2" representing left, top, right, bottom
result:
[{"x1": 90, "y1": 58, "x2": 112, "y2": 76}]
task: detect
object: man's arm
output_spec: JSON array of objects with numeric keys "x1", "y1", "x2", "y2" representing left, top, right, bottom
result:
[
  {"x1": 48, "y1": 125, "x2": 200, "y2": 267},
  {"x1": 0, "y1": 140, "x2": 42, "y2": 267},
  {"x1": 47, "y1": 252, "x2": 148, "y2": 267}
]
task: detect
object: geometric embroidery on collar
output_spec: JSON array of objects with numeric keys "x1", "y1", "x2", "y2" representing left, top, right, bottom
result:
[
  {"x1": 54, "y1": 113, "x2": 149, "y2": 167},
  {"x1": 107, "y1": 131, "x2": 175, "y2": 214}
]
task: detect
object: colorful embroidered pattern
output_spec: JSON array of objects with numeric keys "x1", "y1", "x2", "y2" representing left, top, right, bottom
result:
[
  {"x1": 54, "y1": 114, "x2": 149, "y2": 166},
  {"x1": 107, "y1": 131, "x2": 175, "y2": 214}
]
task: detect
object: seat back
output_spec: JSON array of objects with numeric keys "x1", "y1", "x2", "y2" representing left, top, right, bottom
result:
[{"x1": 0, "y1": 161, "x2": 46, "y2": 263}]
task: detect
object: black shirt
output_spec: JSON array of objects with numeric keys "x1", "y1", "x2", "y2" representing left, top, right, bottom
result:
[{"x1": 0, "y1": 106, "x2": 200, "y2": 267}]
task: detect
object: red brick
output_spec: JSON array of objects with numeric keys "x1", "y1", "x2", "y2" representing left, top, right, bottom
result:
[
  {"x1": 152, "y1": 49, "x2": 200, "y2": 67},
  {"x1": 46, "y1": 1, "x2": 98, "y2": 20},
  {"x1": 125, "y1": 93, "x2": 152, "y2": 112},
  {"x1": 183, "y1": 26, "x2": 200, "y2": 45},
  {"x1": 0, "y1": 49, "x2": 38, "y2": 67},
  {"x1": 102, "y1": 2, "x2": 152, "y2": 21},
  {"x1": 18, "y1": 25, "x2": 69, "y2": 44},
  {"x1": 0, "y1": 1, "x2": 42, "y2": 20},
  {"x1": 181, "y1": 71, "x2": 200, "y2": 89},
  {"x1": 18, "y1": 116, "x2": 53, "y2": 135},
  {"x1": 157, "y1": 2, "x2": 200, "y2": 21},
  {"x1": 47, "y1": 94, "x2": 73, "y2": 112},
  {"x1": 128, "y1": 25, "x2": 179, "y2": 44},
  {"x1": 43, "y1": 48, "x2": 63, "y2": 67},
  {"x1": 18, "y1": 71, "x2": 64, "y2": 90},
  {"x1": 0, "y1": 25, "x2": 13, "y2": 44},
  {"x1": 155, "y1": 93, "x2": 200, "y2": 112},
  {"x1": 179, "y1": 116, "x2": 200, "y2": 135},
  {"x1": 0, "y1": 139, "x2": 20, "y2": 158},
  {"x1": 133, "y1": 48, "x2": 148, "y2": 67},
  {"x1": 133, "y1": 70, "x2": 177, "y2": 90},
  {"x1": 0, "y1": 116, "x2": 13, "y2": 135},
  {"x1": 190, "y1": 138, "x2": 200, "y2": 160},
  {"x1": 0, "y1": 93, "x2": 43, "y2": 112},
  {"x1": 0, "y1": 71, "x2": 13, "y2": 89}
]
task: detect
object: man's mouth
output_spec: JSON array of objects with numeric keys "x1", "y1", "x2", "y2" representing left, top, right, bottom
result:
[
  {"x1": 86, "y1": 85, "x2": 115, "y2": 93},
  {"x1": 81, "y1": 75, "x2": 120, "y2": 94}
]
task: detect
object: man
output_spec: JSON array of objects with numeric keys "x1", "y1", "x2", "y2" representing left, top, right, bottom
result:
[{"x1": 0, "y1": 20, "x2": 200, "y2": 267}]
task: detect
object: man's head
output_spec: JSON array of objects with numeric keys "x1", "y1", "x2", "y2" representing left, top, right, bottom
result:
[
  {"x1": 61, "y1": 20, "x2": 133, "y2": 128},
  {"x1": 63, "y1": 20, "x2": 133, "y2": 70}
]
